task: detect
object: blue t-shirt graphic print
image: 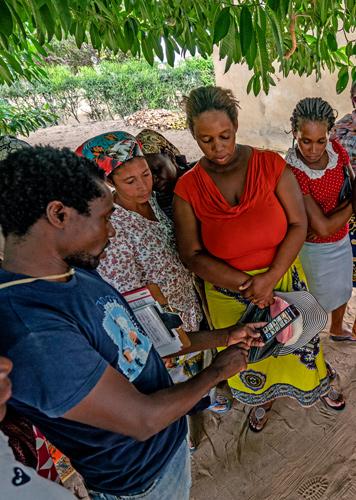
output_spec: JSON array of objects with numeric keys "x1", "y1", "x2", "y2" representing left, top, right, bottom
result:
[{"x1": 98, "y1": 297, "x2": 151, "y2": 381}]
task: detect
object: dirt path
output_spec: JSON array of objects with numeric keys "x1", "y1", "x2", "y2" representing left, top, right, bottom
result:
[{"x1": 22, "y1": 119, "x2": 202, "y2": 161}]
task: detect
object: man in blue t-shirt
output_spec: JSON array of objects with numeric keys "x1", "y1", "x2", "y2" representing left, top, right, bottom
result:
[{"x1": 0, "y1": 147, "x2": 262, "y2": 499}]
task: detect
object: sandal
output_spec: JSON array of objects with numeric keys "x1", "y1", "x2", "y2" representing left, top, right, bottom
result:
[
  {"x1": 189, "y1": 438, "x2": 196, "y2": 454},
  {"x1": 320, "y1": 388, "x2": 346, "y2": 411},
  {"x1": 248, "y1": 404, "x2": 272, "y2": 433},
  {"x1": 208, "y1": 395, "x2": 232, "y2": 414},
  {"x1": 325, "y1": 361, "x2": 337, "y2": 381}
]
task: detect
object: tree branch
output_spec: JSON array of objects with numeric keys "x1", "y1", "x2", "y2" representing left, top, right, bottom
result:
[{"x1": 284, "y1": 14, "x2": 311, "y2": 60}]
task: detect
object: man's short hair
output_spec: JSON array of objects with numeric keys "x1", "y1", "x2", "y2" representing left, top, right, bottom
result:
[{"x1": 0, "y1": 146, "x2": 105, "y2": 237}]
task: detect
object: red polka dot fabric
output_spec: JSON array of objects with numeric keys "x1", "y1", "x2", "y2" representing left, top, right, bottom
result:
[{"x1": 290, "y1": 140, "x2": 350, "y2": 243}]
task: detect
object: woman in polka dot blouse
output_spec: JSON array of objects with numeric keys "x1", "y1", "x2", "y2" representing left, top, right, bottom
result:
[{"x1": 287, "y1": 97, "x2": 354, "y2": 341}]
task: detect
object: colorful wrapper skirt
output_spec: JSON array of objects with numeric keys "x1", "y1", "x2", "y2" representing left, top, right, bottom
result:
[{"x1": 205, "y1": 259, "x2": 330, "y2": 407}]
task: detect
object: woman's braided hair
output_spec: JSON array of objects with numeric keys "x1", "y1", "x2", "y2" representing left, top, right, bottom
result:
[{"x1": 290, "y1": 97, "x2": 337, "y2": 133}]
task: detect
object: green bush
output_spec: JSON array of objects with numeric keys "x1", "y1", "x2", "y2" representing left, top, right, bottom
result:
[
  {"x1": 0, "y1": 99, "x2": 57, "y2": 136},
  {"x1": 0, "y1": 57, "x2": 215, "y2": 133}
]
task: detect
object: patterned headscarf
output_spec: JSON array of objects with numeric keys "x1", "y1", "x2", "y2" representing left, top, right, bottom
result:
[
  {"x1": 136, "y1": 129, "x2": 181, "y2": 157},
  {"x1": 75, "y1": 131, "x2": 144, "y2": 177},
  {"x1": 0, "y1": 135, "x2": 30, "y2": 161}
]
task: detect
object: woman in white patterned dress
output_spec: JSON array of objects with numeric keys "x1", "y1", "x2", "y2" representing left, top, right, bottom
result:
[{"x1": 75, "y1": 133, "x2": 230, "y2": 417}]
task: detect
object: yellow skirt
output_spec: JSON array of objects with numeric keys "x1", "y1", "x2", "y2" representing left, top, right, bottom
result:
[{"x1": 205, "y1": 259, "x2": 329, "y2": 407}]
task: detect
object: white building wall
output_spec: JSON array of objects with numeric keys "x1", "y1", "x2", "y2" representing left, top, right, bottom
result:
[{"x1": 213, "y1": 48, "x2": 352, "y2": 153}]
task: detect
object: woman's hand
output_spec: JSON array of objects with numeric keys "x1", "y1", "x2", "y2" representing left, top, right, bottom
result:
[
  {"x1": 306, "y1": 227, "x2": 318, "y2": 241},
  {"x1": 238, "y1": 273, "x2": 277, "y2": 308}
]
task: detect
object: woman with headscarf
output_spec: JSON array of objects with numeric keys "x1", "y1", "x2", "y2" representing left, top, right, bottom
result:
[
  {"x1": 76, "y1": 131, "x2": 202, "y2": 335},
  {"x1": 75, "y1": 132, "x2": 231, "y2": 417},
  {"x1": 136, "y1": 129, "x2": 191, "y2": 219}
]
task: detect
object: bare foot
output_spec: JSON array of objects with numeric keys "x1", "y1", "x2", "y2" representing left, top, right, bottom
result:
[
  {"x1": 329, "y1": 323, "x2": 353, "y2": 337},
  {"x1": 248, "y1": 402, "x2": 273, "y2": 432},
  {"x1": 320, "y1": 388, "x2": 345, "y2": 411}
]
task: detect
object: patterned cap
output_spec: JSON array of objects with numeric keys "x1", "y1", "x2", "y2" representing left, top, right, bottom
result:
[
  {"x1": 75, "y1": 131, "x2": 144, "y2": 176},
  {"x1": 136, "y1": 129, "x2": 181, "y2": 157}
]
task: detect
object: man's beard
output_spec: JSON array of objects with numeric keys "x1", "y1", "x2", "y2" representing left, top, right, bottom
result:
[{"x1": 64, "y1": 251, "x2": 101, "y2": 270}]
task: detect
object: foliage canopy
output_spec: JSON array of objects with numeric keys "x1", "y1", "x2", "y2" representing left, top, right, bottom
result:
[{"x1": 0, "y1": 0, "x2": 355, "y2": 94}]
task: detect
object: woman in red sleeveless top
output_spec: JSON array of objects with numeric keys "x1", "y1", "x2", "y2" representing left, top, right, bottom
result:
[{"x1": 174, "y1": 86, "x2": 344, "y2": 432}]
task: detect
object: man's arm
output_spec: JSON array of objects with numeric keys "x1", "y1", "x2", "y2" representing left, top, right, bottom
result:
[{"x1": 64, "y1": 345, "x2": 248, "y2": 441}]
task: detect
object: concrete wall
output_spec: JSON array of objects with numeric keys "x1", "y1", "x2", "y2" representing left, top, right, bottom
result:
[{"x1": 213, "y1": 48, "x2": 352, "y2": 153}]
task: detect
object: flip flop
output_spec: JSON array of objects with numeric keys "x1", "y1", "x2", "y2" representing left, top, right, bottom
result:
[
  {"x1": 208, "y1": 395, "x2": 232, "y2": 414},
  {"x1": 248, "y1": 405, "x2": 272, "y2": 432},
  {"x1": 320, "y1": 388, "x2": 346, "y2": 412},
  {"x1": 330, "y1": 335, "x2": 356, "y2": 342}
]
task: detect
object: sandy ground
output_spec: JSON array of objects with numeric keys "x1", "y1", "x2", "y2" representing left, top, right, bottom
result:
[
  {"x1": 21, "y1": 118, "x2": 203, "y2": 162},
  {"x1": 25, "y1": 122, "x2": 356, "y2": 500}
]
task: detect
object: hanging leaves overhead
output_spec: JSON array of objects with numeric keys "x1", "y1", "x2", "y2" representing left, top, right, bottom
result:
[{"x1": 0, "y1": 0, "x2": 354, "y2": 94}]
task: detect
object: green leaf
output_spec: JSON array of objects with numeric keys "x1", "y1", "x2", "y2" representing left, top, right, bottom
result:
[
  {"x1": 0, "y1": 56, "x2": 12, "y2": 83},
  {"x1": 0, "y1": 32, "x2": 9, "y2": 50},
  {"x1": 253, "y1": 74, "x2": 261, "y2": 96},
  {"x1": 165, "y1": 38, "x2": 175, "y2": 66},
  {"x1": 266, "y1": 7, "x2": 284, "y2": 61},
  {"x1": 75, "y1": 22, "x2": 85, "y2": 49},
  {"x1": 352, "y1": 66, "x2": 356, "y2": 82},
  {"x1": 320, "y1": 0, "x2": 329, "y2": 23},
  {"x1": 224, "y1": 54, "x2": 233, "y2": 73},
  {"x1": 304, "y1": 34, "x2": 317, "y2": 45},
  {"x1": 58, "y1": 0, "x2": 71, "y2": 33},
  {"x1": 149, "y1": 32, "x2": 164, "y2": 61},
  {"x1": 2, "y1": 51, "x2": 23, "y2": 74},
  {"x1": 124, "y1": 0, "x2": 134, "y2": 15},
  {"x1": 39, "y1": 3, "x2": 55, "y2": 42},
  {"x1": 245, "y1": 31, "x2": 257, "y2": 69},
  {"x1": 213, "y1": 7, "x2": 231, "y2": 44},
  {"x1": 256, "y1": 25, "x2": 269, "y2": 93},
  {"x1": 267, "y1": 0, "x2": 280, "y2": 12},
  {"x1": 141, "y1": 32, "x2": 154, "y2": 65},
  {"x1": 326, "y1": 33, "x2": 337, "y2": 52},
  {"x1": 219, "y1": 19, "x2": 240, "y2": 63},
  {"x1": 239, "y1": 6, "x2": 253, "y2": 57},
  {"x1": 0, "y1": 0, "x2": 13, "y2": 37},
  {"x1": 336, "y1": 66, "x2": 349, "y2": 94},
  {"x1": 257, "y1": 8, "x2": 267, "y2": 35},
  {"x1": 246, "y1": 74, "x2": 254, "y2": 94},
  {"x1": 90, "y1": 23, "x2": 100, "y2": 49},
  {"x1": 280, "y1": 0, "x2": 290, "y2": 17},
  {"x1": 54, "y1": 22, "x2": 62, "y2": 41},
  {"x1": 115, "y1": 28, "x2": 130, "y2": 53},
  {"x1": 345, "y1": 42, "x2": 353, "y2": 57},
  {"x1": 124, "y1": 19, "x2": 135, "y2": 48},
  {"x1": 29, "y1": 36, "x2": 48, "y2": 57}
]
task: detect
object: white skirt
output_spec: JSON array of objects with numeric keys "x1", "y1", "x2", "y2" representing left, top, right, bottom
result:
[{"x1": 300, "y1": 235, "x2": 353, "y2": 312}]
